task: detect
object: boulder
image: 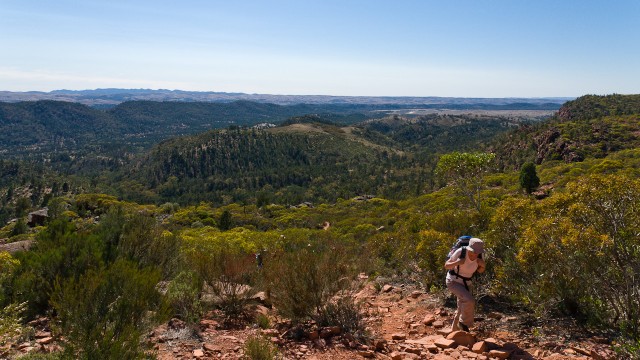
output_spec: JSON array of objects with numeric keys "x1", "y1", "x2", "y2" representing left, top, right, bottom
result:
[
  {"x1": 446, "y1": 330, "x2": 476, "y2": 348},
  {"x1": 434, "y1": 338, "x2": 456, "y2": 349},
  {"x1": 193, "y1": 349, "x2": 204, "y2": 358},
  {"x1": 422, "y1": 315, "x2": 435, "y2": 325},
  {"x1": 358, "y1": 350, "x2": 376, "y2": 358},
  {"x1": 489, "y1": 349, "x2": 512, "y2": 359},
  {"x1": 472, "y1": 341, "x2": 488, "y2": 354}
]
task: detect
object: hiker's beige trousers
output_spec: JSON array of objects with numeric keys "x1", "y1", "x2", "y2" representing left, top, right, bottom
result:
[{"x1": 446, "y1": 278, "x2": 475, "y2": 327}]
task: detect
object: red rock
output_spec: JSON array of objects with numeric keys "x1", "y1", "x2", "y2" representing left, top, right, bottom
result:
[
  {"x1": 357, "y1": 350, "x2": 376, "y2": 358},
  {"x1": 472, "y1": 341, "x2": 488, "y2": 354},
  {"x1": 203, "y1": 343, "x2": 221, "y2": 352},
  {"x1": 410, "y1": 291, "x2": 422, "y2": 298},
  {"x1": 446, "y1": 330, "x2": 476, "y2": 348},
  {"x1": 392, "y1": 333, "x2": 407, "y2": 340},
  {"x1": 390, "y1": 352, "x2": 419, "y2": 360},
  {"x1": 329, "y1": 326, "x2": 341, "y2": 335},
  {"x1": 434, "y1": 338, "x2": 456, "y2": 349},
  {"x1": 432, "y1": 320, "x2": 445, "y2": 328},
  {"x1": 489, "y1": 349, "x2": 511, "y2": 359},
  {"x1": 405, "y1": 347, "x2": 421, "y2": 355},
  {"x1": 432, "y1": 354, "x2": 456, "y2": 360},
  {"x1": 193, "y1": 349, "x2": 204, "y2": 357},
  {"x1": 374, "y1": 339, "x2": 387, "y2": 351},
  {"x1": 425, "y1": 343, "x2": 439, "y2": 352},
  {"x1": 382, "y1": 284, "x2": 393, "y2": 293},
  {"x1": 423, "y1": 315, "x2": 435, "y2": 325},
  {"x1": 462, "y1": 350, "x2": 479, "y2": 358},
  {"x1": 571, "y1": 346, "x2": 591, "y2": 356}
]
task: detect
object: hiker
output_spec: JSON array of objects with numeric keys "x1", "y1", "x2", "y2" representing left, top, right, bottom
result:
[
  {"x1": 255, "y1": 249, "x2": 266, "y2": 269},
  {"x1": 444, "y1": 237, "x2": 485, "y2": 332}
]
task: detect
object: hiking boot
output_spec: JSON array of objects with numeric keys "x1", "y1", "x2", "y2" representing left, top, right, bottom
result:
[{"x1": 459, "y1": 323, "x2": 470, "y2": 332}]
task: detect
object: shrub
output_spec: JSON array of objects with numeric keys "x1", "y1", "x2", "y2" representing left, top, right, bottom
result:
[
  {"x1": 255, "y1": 314, "x2": 271, "y2": 329},
  {"x1": 0, "y1": 301, "x2": 27, "y2": 346},
  {"x1": 166, "y1": 271, "x2": 203, "y2": 324},
  {"x1": 117, "y1": 212, "x2": 180, "y2": 278},
  {"x1": 51, "y1": 260, "x2": 165, "y2": 359},
  {"x1": 242, "y1": 335, "x2": 280, "y2": 360},
  {"x1": 263, "y1": 241, "x2": 352, "y2": 324},
  {"x1": 12, "y1": 218, "x2": 104, "y2": 317},
  {"x1": 188, "y1": 244, "x2": 257, "y2": 321},
  {"x1": 315, "y1": 297, "x2": 368, "y2": 341},
  {"x1": 0, "y1": 251, "x2": 19, "y2": 305}
]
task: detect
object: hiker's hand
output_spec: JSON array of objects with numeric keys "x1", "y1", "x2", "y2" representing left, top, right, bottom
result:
[{"x1": 477, "y1": 258, "x2": 486, "y2": 273}]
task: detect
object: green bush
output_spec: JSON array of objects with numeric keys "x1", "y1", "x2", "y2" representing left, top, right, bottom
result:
[
  {"x1": 263, "y1": 241, "x2": 352, "y2": 324},
  {"x1": 187, "y1": 244, "x2": 257, "y2": 321},
  {"x1": 51, "y1": 260, "x2": 165, "y2": 360},
  {"x1": 0, "y1": 251, "x2": 19, "y2": 305},
  {"x1": 255, "y1": 314, "x2": 271, "y2": 330},
  {"x1": 242, "y1": 335, "x2": 280, "y2": 360},
  {"x1": 12, "y1": 218, "x2": 104, "y2": 317},
  {"x1": 0, "y1": 301, "x2": 27, "y2": 346},
  {"x1": 166, "y1": 270, "x2": 203, "y2": 324}
]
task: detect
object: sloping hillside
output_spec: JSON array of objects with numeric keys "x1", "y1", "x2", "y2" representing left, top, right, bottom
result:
[{"x1": 493, "y1": 94, "x2": 640, "y2": 169}]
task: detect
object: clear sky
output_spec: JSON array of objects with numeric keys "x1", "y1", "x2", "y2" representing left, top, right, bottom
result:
[{"x1": 0, "y1": 0, "x2": 638, "y2": 97}]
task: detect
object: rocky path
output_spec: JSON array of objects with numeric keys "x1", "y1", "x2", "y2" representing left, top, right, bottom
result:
[
  {"x1": 149, "y1": 282, "x2": 617, "y2": 360},
  {"x1": 2, "y1": 281, "x2": 617, "y2": 359}
]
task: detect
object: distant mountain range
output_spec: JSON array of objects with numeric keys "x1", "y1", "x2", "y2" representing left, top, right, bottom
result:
[{"x1": 0, "y1": 88, "x2": 573, "y2": 108}]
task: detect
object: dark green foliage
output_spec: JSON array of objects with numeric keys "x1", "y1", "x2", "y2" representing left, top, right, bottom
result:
[
  {"x1": 116, "y1": 212, "x2": 180, "y2": 278},
  {"x1": 14, "y1": 197, "x2": 32, "y2": 217},
  {"x1": 51, "y1": 260, "x2": 164, "y2": 360},
  {"x1": 10, "y1": 218, "x2": 27, "y2": 237},
  {"x1": 519, "y1": 162, "x2": 540, "y2": 194},
  {"x1": 12, "y1": 218, "x2": 104, "y2": 317},
  {"x1": 558, "y1": 94, "x2": 640, "y2": 121},
  {"x1": 218, "y1": 209, "x2": 233, "y2": 231}
]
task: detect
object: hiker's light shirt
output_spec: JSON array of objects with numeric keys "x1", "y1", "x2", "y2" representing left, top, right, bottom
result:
[{"x1": 446, "y1": 248, "x2": 478, "y2": 283}]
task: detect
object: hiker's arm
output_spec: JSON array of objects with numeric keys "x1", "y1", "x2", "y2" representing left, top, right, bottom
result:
[
  {"x1": 476, "y1": 258, "x2": 486, "y2": 273},
  {"x1": 444, "y1": 257, "x2": 464, "y2": 270}
]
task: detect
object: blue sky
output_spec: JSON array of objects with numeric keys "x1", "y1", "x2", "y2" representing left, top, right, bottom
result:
[{"x1": 0, "y1": 0, "x2": 638, "y2": 97}]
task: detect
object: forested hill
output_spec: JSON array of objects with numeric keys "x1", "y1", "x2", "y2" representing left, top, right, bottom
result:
[
  {"x1": 119, "y1": 112, "x2": 537, "y2": 205},
  {"x1": 492, "y1": 94, "x2": 640, "y2": 169},
  {"x1": 0, "y1": 100, "x2": 375, "y2": 156}
]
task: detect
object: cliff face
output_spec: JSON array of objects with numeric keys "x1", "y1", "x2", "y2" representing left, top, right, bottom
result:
[{"x1": 533, "y1": 128, "x2": 583, "y2": 164}]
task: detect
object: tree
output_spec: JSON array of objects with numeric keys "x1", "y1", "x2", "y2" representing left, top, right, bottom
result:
[
  {"x1": 14, "y1": 197, "x2": 31, "y2": 218},
  {"x1": 519, "y1": 162, "x2": 540, "y2": 194},
  {"x1": 435, "y1": 152, "x2": 495, "y2": 211},
  {"x1": 219, "y1": 209, "x2": 233, "y2": 231}
]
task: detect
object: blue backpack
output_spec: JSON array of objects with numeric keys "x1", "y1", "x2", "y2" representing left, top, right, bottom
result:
[{"x1": 446, "y1": 235, "x2": 474, "y2": 261}]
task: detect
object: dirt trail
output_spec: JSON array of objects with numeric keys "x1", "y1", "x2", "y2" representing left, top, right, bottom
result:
[{"x1": 149, "y1": 282, "x2": 617, "y2": 360}]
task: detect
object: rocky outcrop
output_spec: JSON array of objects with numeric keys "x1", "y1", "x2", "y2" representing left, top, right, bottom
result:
[{"x1": 533, "y1": 128, "x2": 583, "y2": 164}]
